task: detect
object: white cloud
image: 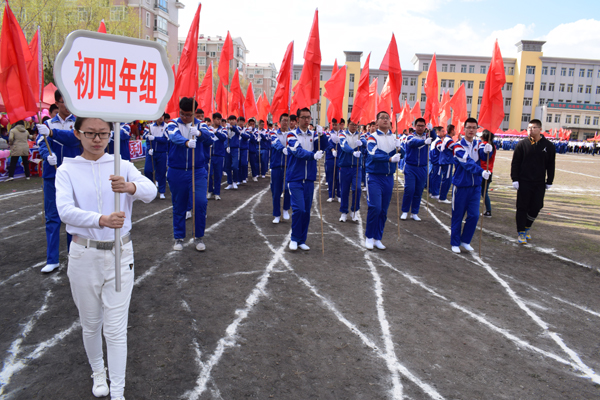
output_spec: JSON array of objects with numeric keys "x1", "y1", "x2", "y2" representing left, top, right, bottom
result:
[{"x1": 541, "y1": 19, "x2": 600, "y2": 60}]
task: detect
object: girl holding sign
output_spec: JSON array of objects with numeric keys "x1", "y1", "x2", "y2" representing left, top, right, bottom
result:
[{"x1": 55, "y1": 117, "x2": 156, "y2": 400}]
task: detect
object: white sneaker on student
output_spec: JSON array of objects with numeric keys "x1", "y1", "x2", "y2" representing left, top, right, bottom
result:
[
  {"x1": 326, "y1": 198, "x2": 333, "y2": 203},
  {"x1": 186, "y1": 211, "x2": 192, "y2": 219},
  {"x1": 207, "y1": 192, "x2": 212, "y2": 199},
  {"x1": 261, "y1": 175, "x2": 266, "y2": 178},
  {"x1": 411, "y1": 213, "x2": 421, "y2": 221},
  {"x1": 159, "y1": 193, "x2": 166, "y2": 199},
  {"x1": 283, "y1": 210, "x2": 290, "y2": 220},
  {"x1": 41, "y1": 263, "x2": 59, "y2": 273},
  {"x1": 336, "y1": 197, "x2": 341, "y2": 202},
  {"x1": 460, "y1": 242, "x2": 474, "y2": 251},
  {"x1": 214, "y1": 195, "x2": 221, "y2": 200},
  {"x1": 252, "y1": 177, "x2": 258, "y2": 182},
  {"x1": 365, "y1": 238, "x2": 374, "y2": 250},
  {"x1": 195, "y1": 238, "x2": 206, "y2": 252},
  {"x1": 272, "y1": 216, "x2": 280, "y2": 224},
  {"x1": 352, "y1": 211, "x2": 361, "y2": 221},
  {"x1": 451, "y1": 246, "x2": 461, "y2": 253},
  {"x1": 339, "y1": 213, "x2": 347, "y2": 222},
  {"x1": 232, "y1": 183, "x2": 238, "y2": 189},
  {"x1": 173, "y1": 239, "x2": 184, "y2": 251},
  {"x1": 362, "y1": 186, "x2": 367, "y2": 192},
  {"x1": 374, "y1": 240, "x2": 386, "y2": 250},
  {"x1": 400, "y1": 212, "x2": 408, "y2": 220},
  {"x1": 225, "y1": 184, "x2": 233, "y2": 190},
  {"x1": 242, "y1": 179, "x2": 247, "y2": 183},
  {"x1": 289, "y1": 241, "x2": 298, "y2": 250},
  {"x1": 299, "y1": 244, "x2": 310, "y2": 251},
  {"x1": 91, "y1": 368, "x2": 109, "y2": 397},
  {"x1": 438, "y1": 199, "x2": 451, "y2": 204}
]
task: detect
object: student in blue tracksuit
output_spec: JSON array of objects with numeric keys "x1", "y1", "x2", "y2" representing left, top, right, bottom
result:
[
  {"x1": 438, "y1": 124, "x2": 455, "y2": 204},
  {"x1": 224, "y1": 115, "x2": 240, "y2": 189},
  {"x1": 364, "y1": 111, "x2": 403, "y2": 250},
  {"x1": 143, "y1": 113, "x2": 169, "y2": 199},
  {"x1": 259, "y1": 121, "x2": 272, "y2": 177},
  {"x1": 270, "y1": 113, "x2": 292, "y2": 224},
  {"x1": 166, "y1": 97, "x2": 214, "y2": 252},
  {"x1": 107, "y1": 123, "x2": 131, "y2": 160},
  {"x1": 36, "y1": 90, "x2": 80, "y2": 273},
  {"x1": 286, "y1": 107, "x2": 323, "y2": 251},
  {"x1": 248, "y1": 121, "x2": 260, "y2": 181},
  {"x1": 325, "y1": 119, "x2": 341, "y2": 201},
  {"x1": 239, "y1": 118, "x2": 254, "y2": 183},
  {"x1": 428, "y1": 126, "x2": 444, "y2": 200},
  {"x1": 401, "y1": 118, "x2": 432, "y2": 221},
  {"x1": 338, "y1": 119, "x2": 366, "y2": 222},
  {"x1": 207, "y1": 113, "x2": 227, "y2": 200},
  {"x1": 450, "y1": 118, "x2": 492, "y2": 253}
]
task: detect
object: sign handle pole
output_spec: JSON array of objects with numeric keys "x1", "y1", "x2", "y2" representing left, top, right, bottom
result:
[{"x1": 114, "y1": 122, "x2": 122, "y2": 292}]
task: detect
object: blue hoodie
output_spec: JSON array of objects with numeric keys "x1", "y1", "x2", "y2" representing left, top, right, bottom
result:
[
  {"x1": 439, "y1": 136, "x2": 455, "y2": 165},
  {"x1": 285, "y1": 128, "x2": 318, "y2": 182},
  {"x1": 404, "y1": 131, "x2": 429, "y2": 167},
  {"x1": 339, "y1": 130, "x2": 366, "y2": 168},
  {"x1": 167, "y1": 118, "x2": 214, "y2": 170},
  {"x1": 210, "y1": 126, "x2": 228, "y2": 157},
  {"x1": 144, "y1": 122, "x2": 169, "y2": 153},
  {"x1": 37, "y1": 114, "x2": 80, "y2": 179},
  {"x1": 270, "y1": 129, "x2": 288, "y2": 169},
  {"x1": 366, "y1": 130, "x2": 399, "y2": 175},
  {"x1": 451, "y1": 137, "x2": 486, "y2": 188}
]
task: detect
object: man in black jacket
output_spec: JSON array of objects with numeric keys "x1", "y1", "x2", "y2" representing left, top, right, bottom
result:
[{"x1": 510, "y1": 119, "x2": 556, "y2": 244}]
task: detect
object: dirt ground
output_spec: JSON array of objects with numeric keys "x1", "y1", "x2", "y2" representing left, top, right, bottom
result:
[{"x1": 1, "y1": 151, "x2": 599, "y2": 400}]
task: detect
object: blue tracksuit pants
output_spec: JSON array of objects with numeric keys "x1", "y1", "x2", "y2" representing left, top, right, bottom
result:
[
  {"x1": 401, "y1": 163, "x2": 427, "y2": 214},
  {"x1": 339, "y1": 166, "x2": 361, "y2": 214},
  {"x1": 325, "y1": 159, "x2": 340, "y2": 198},
  {"x1": 439, "y1": 164, "x2": 453, "y2": 201},
  {"x1": 249, "y1": 152, "x2": 259, "y2": 178},
  {"x1": 260, "y1": 149, "x2": 270, "y2": 176},
  {"x1": 208, "y1": 155, "x2": 224, "y2": 195},
  {"x1": 144, "y1": 151, "x2": 167, "y2": 194},
  {"x1": 167, "y1": 167, "x2": 208, "y2": 239},
  {"x1": 365, "y1": 174, "x2": 394, "y2": 241},
  {"x1": 271, "y1": 167, "x2": 291, "y2": 217},
  {"x1": 429, "y1": 164, "x2": 441, "y2": 197},
  {"x1": 451, "y1": 185, "x2": 480, "y2": 246},
  {"x1": 225, "y1": 147, "x2": 240, "y2": 184},
  {"x1": 239, "y1": 149, "x2": 248, "y2": 181},
  {"x1": 43, "y1": 178, "x2": 72, "y2": 264},
  {"x1": 288, "y1": 180, "x2": 314, "y2": 244}
]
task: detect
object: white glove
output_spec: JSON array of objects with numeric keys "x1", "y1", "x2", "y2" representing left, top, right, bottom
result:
[
  {"x1": 148, "y1": 149, "x2": 154, "y2": 156},
  {"x1": 395, "y1": 138, "x2": 402, "y2": 148},
  {"x1": 512, "y1": 181, "x2": 519, "y2": 190},
  {"x1": 226, "y1": 147, "x2": 230, "y2": 154},
  {"x1": 283, "y1": 148, "x2": 289, "y2": 156},
  {"x1": 37, "y1": 124, "x2": 50, "y2": 136},
  {"x1": 147, "y1": 134, "x2": 155, "y2": 141},
  {"x1": 187, "y1": 139, "x2": 197, "y2": 149},
  {"x1": 427, "y1": 123, "x2": 433, "y2": 130},
  {"x1": 390, "y1": 153, "x2": 401, "y2": 163},
  {"x1": 332, "y1": 150, "x2": 337, "y2": 158},
  {"x1": 316, "y1": 126, "x2": 323, "y2": 135},
  {"x1": 355, "y1": 141, "x2": 362, "y2": 147},
  {"x1": 190, "y1": 127, "x2": 200, "y2": 137},
  {"x1": 47, "y1": 154, "x2": 57, "y2": 166},
  {"x1": 353, "y1": 151, "x2": 361, "y2": 158},
  {"x1": 424, "y1": 137, "x2": 432, "y2": 145},
  {"x1": 482, "y1": 170, "x2": 491, "y2": 180},
  {"x1": 546, "y1": 184, "x2": 552, "y2": 190},
  {"x1": 483, "y1": 143, "x2": 493, "y2": 153},
  {"x1": 314, "y1": 150, "x2": 324, "y2": 160},
  {"x1": 331, "y1": 135, "x2": 339, "y2": 144}
]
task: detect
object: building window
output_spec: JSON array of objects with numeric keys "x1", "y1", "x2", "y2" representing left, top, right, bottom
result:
[
  {"x1": 111, "y1": 6, "x2": 127, "y2": 21},
  {"x1": 248, "y1": 73, "x2": 254, "y2": 79},
  {"x1": 568, "y1": 68, "x2": 574, "y2": 76},
  {"x1": 594, "y1": 116, "x2": 599, "y2": 125},
  {"x1": 597, "y1": 86, "x2": 600, "y2": 94},
  {"x1": 548, "y1": 83, "x2": 555, "y2": 91},
  {"x1": 146, "y1": 11, "x2": 150, "y2": 27},
  {"x1": 579, "y1": 69, "x2": 585, "y2": 77},
  {"x1": 503, "y1": 114, "x2": 509, "y2": 122},
  {"x1": 540, "y1": 82, "x2": 546, "y2": 91},
  {"x1": 441, "y1": 64, "x2": 448, "y2": 72},
  {"x1": 477, "y1": 96, "x2": 482, "y2": 105},
  {"x1": 523, "y1": 98, "x2": 532, "y2": 106},
  {"x1": 505, "y1": 98, "x2": 511, "y2": 106},
  {"x1": 555, "y1": 115, "x2": 560, "y2": 123},
  {"x1": 588, "y1": 69, "x2": 594, "y2": 78},
  {"x1": 422, "y1": 78, "x2": 426, "y2": 87},
  {"x1": 585, "y1": 85, "x2": 591, "y2": 94},
  {"x1": 294, "y1": 72, "x2": 299, "y2": 80},
  {"x1": 468, "y1": 65, "x2": 475, "y2": 73},
  {"x1": 539, "y1": 98, "x2": 545, "y2": 105},
  {"x1": 585, "y1": 116, "x2": 591, "y2": 125},
  {"x1": 467, "y1": 81, "x2": 474, "y2": 89},
  {"x1": 255, "y1": 69, "x2": 263, "y2": 75},
  {"x1": 155, "y1": 38, "x2": 167, "y2": 48},
  {"x1": 550, "y1": 67, "x2": 556, "y2": 75},
  {"x1": 480, "y1": 65, "x2": 486, "y2": 74},
  {"x1": 209, "y1": 51, "x2": 216, "y2": 58},
  {"x1": 450, "y1": 64, "x2": 456, "y2": 72},
  {"x1": 479, "y1": 81, "x2": 485, "y2": 90},
  {"x1": 198, "y1": 57, "x2": 206, "y2": 66},
  {"x1": 441, "y1": 80, "x2": 447, "y2": 88},
  {"x1": 349, "y1": 89, "x2": 354, "y2": 98},
  {"x1": 410, "y1": 78, "x2": 416, "y2": 86},
  {"x1": 578, "y1": 85, "x2": 583, "y2": 93},
  {"x1": 423, "y1": 62, "x2": 429, "y2": 71},
  {"x1": 349, "y1": 74, "x2": 355, "y2": 83},
  {"x1": 256, "y1": 78, "x2": 263, "y2": 85},
  {"x1": 561, "y1": 68, "x2": 566, "y2": 76},
  {"x1": 448, "y1": 80, "x2": 454, "y2": 88},
  {"x1": 521, "y1": 114, "x2": 530, "y2": 122},
  {"x1": 542, "y1": 66, "x2": 548, "y2": 75},
  {"x1": 504, "y1": 82, "x2": 512, "y2": 91},
  {"x1": 421, "y1": 94, "x2": 427, "y2": 102},
  {"x1": 199, "y1": 44, "x2": 206, "y2": 51},
  {"x1": 567, "y1": 84, "x2": 573, "y2": 93},
  {"x1": 155, "y1": 15, "x2": 168, "y2": 34},
  {"x1": 506, "y1": 66, "x2": 514, "y2": 75},
  {"x1": 461, "y1": 64, "x2": 467, "y2": 73},
  {"x1": 401, "y1": 93, "x2": 407, "y2": 100},
  {"x1": 574, "y1": 115, "x2": 580, "y2": 124},
  {"x1": 156, "y1": 0, "x2": 168, "y2": 12},
  {"x1": 402, "y1": 77, "x2": 408, "y2": 86},
  {"x1": 559, "y1": 83, "x2": 565, "y2": 92},
  {"x1": 466, "y1": 96, "x2": 472, "y2": 104},
  {"x1": 348, "y1": 105, "x2": 352, "y2": 113},
  {"x1": 409, "y1": 93, "x2": 415, "y2": 101},
  {"x1": 526, "y1": 65, "x2": 536, "y2": 74},
  {"x1": 524, "y1": 81, "x2": 534, "y2": 91},
  {"x1": 565, "y1": 115, "x2": 572, "y2": 123},
  {"x1": 546, "y1": 114, "x2": 552, "y2": 123}
]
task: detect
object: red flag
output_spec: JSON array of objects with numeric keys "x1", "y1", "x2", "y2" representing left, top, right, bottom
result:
[
  {"x1": 244, "y1": 81, "x2": 258, "y2": 119},
  {"x1": 195, "y1": 61, "x2": 214, "y2": 117},
  {"x1": 439, "y1": 90, "x2": 451, "y2": 129},
  {"x1": 379, "y1": 33, "x2": 402, "y2": 117},
  {"x1": 291, "y1": 9, "x2": 321, "y2": 112},
  {"x1": 324, "y1": 64, "x2": 346, "y2": 124},
  {"x1": 397, "y1": 101, "x2": 412, "y2": 134},
  {"x1": 326, "y1": 59, "x2": 339, "y2": 123},
  {"x1": 257, "y1": 91, "x2": 271, "y2": 122},
  {"x1": 0, "y1": 2, "x2": 37, "y2": 123},
  {"x1": 411, "y1": 100, "x2": 422, "y2": 121},
  {"x1": 350, "y1": 53, "x2": 370, "y2": 124},
  {"x1": 98, "y1": 19, "x2": 107, "y2": 33},
  {"x1": 27, "y1": 27, "x2": 43, "y2": 105},
  {"x1": 363, "y1": 78, "x2": 378, "y2": 124},
  {"x1": 270, "y1": 41, "x2": 294, "y2": 122},
  {"x1": 218, "y1": 31, "x2": 234, "y2": 87},
  {"x1": 166, "y1": 3, "x2": 201, "y2": 116},
  {"x1": 216, "y1": 83, "x2": 228, "y2": 115},
  {"x1": 423, "y1": 54, "x2": 439, "y2": 125},
  {"x1": 448, "y1": 84, "x2": 468, "y2": 136},
  {"x1": 229, "y1": 69, "x2": 244, "y2": 117},
  {"x1": 377, "y1": 77, "x2": 392, "y2": 116},
  {"x1": 479, "y1": 40, "x2": 506, "y2": 132}
]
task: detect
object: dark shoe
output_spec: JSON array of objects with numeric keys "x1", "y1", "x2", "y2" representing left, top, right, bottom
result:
[{"x1": 483, "y1": 211, "x2": 492, "y2": 218}]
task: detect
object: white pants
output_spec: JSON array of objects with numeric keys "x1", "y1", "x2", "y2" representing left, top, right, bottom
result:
[{"x1": 67, "y1": 240, "x2": 135, "y2": 399}]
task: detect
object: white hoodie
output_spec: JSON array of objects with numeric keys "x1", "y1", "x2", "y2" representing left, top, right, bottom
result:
[{"x1": 56, "y1": 153, "x2": 157, "y2": 241}]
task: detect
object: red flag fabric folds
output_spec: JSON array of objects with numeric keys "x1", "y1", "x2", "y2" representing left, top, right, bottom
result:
[
  {"x1": 423, "y1": 54, "x2": 439, "y2": 125},
  {"x1": 439, "y1": 90, "x2": 451, "y2": 129},
  {"x1": 363, "y1": 78, "x2": 378, "y2": 124},
  {"x1": 218, "y1": 31, "x2": 234, "y2": 87},
  {"x1": 324, "y1": 64, "x2": 346, "y2": 124},
  {"x1": 257, "y1": 91, "x2": 271, "y2": 122},
  {"x1": 410, "y1": 100, "x2": 422, "y2": 121},
  {"x1": 325, "y1": 59, "x2": 339, "y2": 123},
  {"x1": 195, "y1": 61, "x2": 214, "y2": 118},
  {"x1": 397, "y1": 101, "x2": 412, "y2": 134},
  {"x1": 479, "y1": 40, "x2": 506, "y2": 132},
  {"x1": 448, "y1": 84, "x2": 468, "y2": 136},
  {"x1": 244, "y1": 82, "x2": 258, "y2": 119},
  {"x1": 216, "y1": 83, "x2": 228, "y2": 115},
  {"x1": 291, "y1": 9, "x2": 321, "y2": 112},
  {"x1": 270, "y1": 41, "x2": 294, "y2": 123},
  {"x1": 98, "y1": 19, "x2": 107, "y2": 33},
  {"x1": 229, "y1": 69, "x2": 244, "y2": 117},
  {"x1": 379, "y1": 33, "x2": 402, "y2": 116},
  {"x1": 350, "y1": 53, "x2": 370, "y2": 124},
  {"x1": 27, "y1": 27, "x2": 43, "y2": 105}
]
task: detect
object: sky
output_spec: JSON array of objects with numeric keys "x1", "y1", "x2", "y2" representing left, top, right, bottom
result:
[{"x1": 177, "y1": 0, "x2": 600, "y2": 70}]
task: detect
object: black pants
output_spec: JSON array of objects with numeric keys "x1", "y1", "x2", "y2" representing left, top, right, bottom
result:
[
  {"x1": 516, "y1": 182, "x2": 545, "y2": 232},
  {"x1": 8, "y1": 155, "x2": 30, "y2": 178}
]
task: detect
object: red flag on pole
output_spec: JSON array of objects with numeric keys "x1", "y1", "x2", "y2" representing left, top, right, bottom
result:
[
  {"x1": 377, "y1": 77, "x2": 392, "y2": 116},
  {"x1": 216, "y1": 83, "x2": 228, "y2": 115},
  {"x1": 448, "y1": 83, "x2": 468, "y2": 137},
  {"x1": 257, "y1": 91, "x2": 271, "y2": 122},
  {"x1": 324, "y1": 64, "x2": 346, "y2": 124},
  {"x1": 350, "y1": 53, "x2": 370, "y2": 124},
  {"x1": 165, "y1": 3, "x2": 201, "y2": 115},
  {"x1": 218, "y1": 31, "x2": 234, "y2": 87},
  {"x1": 229, "y1": 69, "x2": 244, "y2": 117},
  {"x1": 244, "y1": 81, "x2": 258, "y2": 119},
  {"x1": 98, "y1": 19, "x2": 107, "y2": 33},
  {"x1": 423, "y1": 53, "x2": 439, "y2": 125},
  {"x1": 397, "y1": 101, "x2": 412, "y2": 134},
  {"x1": 363, "y1": 77, "x2": 378, "y2": 124},
  {"x1": 411, "y1": 100, "x2": 422, "y2": 121},
  {"x1": 0, "y1": 2, "x2": 37, "y2": 123},
  {"x1": 325, "y1": 59, "x2": 339, "y2": 123},
  {"x1": 439, "y1": 90, "x2": 451, "y2": 129},
  {"x1": 270, "y1": 41, "x2": 294, "y2": 122},
  {"x1": 479, "y1": 40, "x2": 506, "y2": 132},
  {"x1": 27, "y1": 27, "x2": 43, "y2": 105},
  {"x1": 379, "y1": 33, "x2": 402, "y2": 117},
  {"x1": 291, "y1": 9, "x2": 321, "y2": 112},
  {"x1": 196, "y1": 61, "x2": 214, "y2": 117}
]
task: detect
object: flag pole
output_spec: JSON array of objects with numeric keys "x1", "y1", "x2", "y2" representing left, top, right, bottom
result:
[
  {"x1": 354, "y1": 151, "x2": 360, "y2": 222},
  {"x1": 479, "y1": 151, "x2": 490, "y2": 257},
  {"x1": 318, "y1": 129, "x2": 324, "y2": 254},
  {"x1": 114, "y1": 121, "x2": 122, "y2": 292}
]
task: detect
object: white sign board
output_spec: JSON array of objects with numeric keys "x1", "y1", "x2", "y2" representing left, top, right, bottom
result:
[{"x1": 54, "y1": 31, "x2": 174, "y2": 122}]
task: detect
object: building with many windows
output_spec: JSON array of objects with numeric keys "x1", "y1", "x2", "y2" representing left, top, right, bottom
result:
[{"x1": 246, "y1": 63, "x2": 278, "y2": 103}]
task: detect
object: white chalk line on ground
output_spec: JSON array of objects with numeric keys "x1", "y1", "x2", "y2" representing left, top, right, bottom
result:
[
  {"x1": 0, "y1": 212, "x2": 43, "y2": 233},
  {"x1": 0, "y1": 202, "x2": 43, "y2": 217},
  {"x1": 0, "y1": 189, "x2": 43, "y2": 202},
  {"x1": 555, "y1": 168, "x2": 600, "y2": 179},
  {"x1": 422, "y1": 203, "x2": 600, "y2": 383},
  {"x1": 0, "y1": 226, "x2": 45, "y2": 242},
  {"x1": 132, "y1": 205, "x2": 173, "y2": 225},
  {"x1": 0, "y1": 261, "x2": 46, "y2": 287}
]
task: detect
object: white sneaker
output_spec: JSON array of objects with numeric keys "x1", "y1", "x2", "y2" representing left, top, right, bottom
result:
[
  {"x1": 283, "y1": 210, "x2": 290, "y2": 220},
  {"x1": 451, "y1": 246, "x2": 461, "y2": 253},
  {"x1": 155, "y1": 181, "x2": 159, "y2": 187},
  {"x1": 233, "y1": 183, "x2": 238, "y2": 189},
  {"x1": 225, "y1": 184, "x2": 233, "y2": 190},
  {"x1": 430, "y1": 194, "x2": 439, "y2": 199},
  {"x1": 438, "y1": 199, "x2": 451, "y2": 204},
  {"x1": 26, "y1": 177, "x2": 30, "y2": 180},
  {"x1": 400, "y1": 212, "x2": 408, "y2": 220},
  {"x1": 159, "y1": 193, "x2": 166, "y2": 199},
  {"x1": 173, "y1": 239, "x2": 184, "y2": 251},
  {"x1": 365, "y1": 238, "x2": 374, "y2": 250},
  {"x1": 460, "y1": 242, "x2": 474, "y2": 251},
  {"x1": 195, "y1": 238, "x2": 206, "y2": 252},
  {"x1": 242, "y1": 180, "x2": 247, "y2": 184},
  {"x1": 261, "y1": 175, "x2": 266, "y2": 178},
  {"x1": 5, "y1": 177, "x2": 13, "y2": 181},
  {"x1": 299, "y1": 243, "x2": 310, "y2": 251},
  {"x1": 336, "y1": 197, "x2": 341, "y2": 202},
  {"x1": 41, "y1": 263, "x2": 59, "y2": 273},
  {"x1": 374, "y1": 240, "x2": 386, "y2": 250},
  {"x1": 362, "y1": 186, "x2": 367, "y2": 192},
  {"x1": 272, "y1": 216, "x2": 280, "y2": 224},
  {"x1": 411, "y1": 213, "x2": 421, "y2": 221},
  {"x1": 289, "y1": 241, "x2": 298, "y2": 251},
  {"x1": 326, "y1": 198, "x2": 333, "y2": 203},
  {"x1": 339, "y1": 213, "x2": 347, "y2": 222},
  {"x1": 186, "y1": 211, "x2": 192, "y2": 219},
  {"x1": 214, "y1": 195, "x2": 221, "y2": 200},
  {"x1": 91, "y1": 368, "x2": 109, "y2": 397},
  {"x1": 352, "y1": 211, "x2": 360, "y2": 221},
  {"x1": 207, "y1": 192, "x2": 212, "y2": 199},
  {"x1": 252, "y1": 177, "x2": 258, "y2": 182}
]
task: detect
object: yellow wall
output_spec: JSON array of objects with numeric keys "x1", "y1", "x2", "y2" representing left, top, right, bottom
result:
[{"x1": 509, "y1": 49, "x2": 543, "y2": 130}]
